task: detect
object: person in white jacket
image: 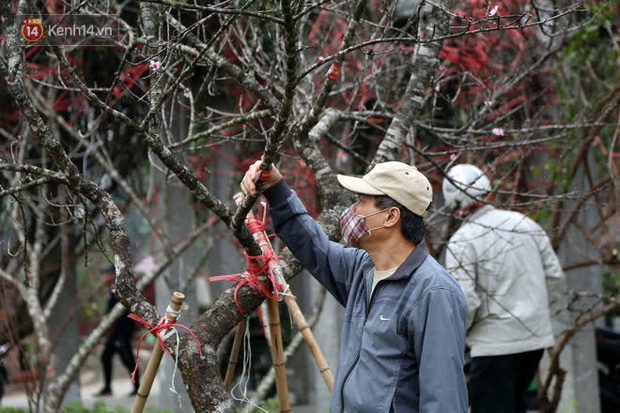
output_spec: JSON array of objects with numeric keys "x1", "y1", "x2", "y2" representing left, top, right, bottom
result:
[{"x1": 443, "y1": 164, "x2": 565, "y2": 413}]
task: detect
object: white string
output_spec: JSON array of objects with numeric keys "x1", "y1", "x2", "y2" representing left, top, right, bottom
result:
[
  {"x1": 231, "y1": 318, "x2": 268, "y2": 413},
  {"x1": 277, "y1": 284, "x2": 295, "y2": 301},
  {"x1": 168, "y1": 327, "x2": 184, "y2": 410},
  {"x1": 275, "y1": 285, "x2": 295, "y2": 329},
  {"x1": 165, "y1": 304, "x2": 182, "y2": 320},
  {"x1": 230, "y1": 320, "x2": 252, "y2": 404},
  {"x1": 161, "y1": 302, "x2": 191, "y2": 410}
]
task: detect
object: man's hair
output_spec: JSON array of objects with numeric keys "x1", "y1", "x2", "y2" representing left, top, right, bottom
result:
[{"x1": 374, "y1": 195, "x2": 425, "y2": 245}]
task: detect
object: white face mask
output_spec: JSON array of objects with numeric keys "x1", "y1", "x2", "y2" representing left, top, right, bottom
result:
[{"x1": 339, "y1": 207, "x2": 388, "y2": 247}]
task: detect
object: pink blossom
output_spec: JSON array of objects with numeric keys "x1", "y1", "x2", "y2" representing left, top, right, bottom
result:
[
  {"x1": 488, "y1": 5, "x2": 499, "y2": 16},
  {"x1": 484, "y1": 99, "x2": 493, "y2": 107},
  {"x1": 492, "y1": 127, "x2": 504, "y2": 136},
  {"x1": 435, "y1": 84, "x2": 440, "y2": 91},
  {"x1": 149, "y1": 60, "x2": 161, "y2": 70}
]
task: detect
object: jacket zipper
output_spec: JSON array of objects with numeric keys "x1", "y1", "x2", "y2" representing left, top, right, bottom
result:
[
  {"x1": 339, "y1": 347, "x2": 361, "y2": 412},
  {"x1": 339, "y1": 279, "x2": 383, "y2": 412}
]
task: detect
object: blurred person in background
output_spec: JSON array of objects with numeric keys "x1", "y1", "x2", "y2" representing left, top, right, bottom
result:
[
  {"x1": 443, "y1": 163, "x2": 565, "y2": 413},
  {"x1": 96, "y1": 265, "x2": 139, "y2": 397}
]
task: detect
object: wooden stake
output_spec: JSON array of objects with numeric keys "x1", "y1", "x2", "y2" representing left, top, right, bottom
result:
[
  {"x1": 223, "y1": 318, "x2": 246, "y2": 391},
  {"x1": 131, "y1": 292, "x2": 185, "y2": 413},
  {"x1": 232, "y1": 193, "x2": 332, "y2": 410},
  {"x1": 233, "y1": 193, "x2": 291, "y2": 410},
  {"x1": 279, "y1": 278, "x2": 333, "y2": 391},
  {"x1": 266, "y1": 298, "x2": 291, "y2": 413}
]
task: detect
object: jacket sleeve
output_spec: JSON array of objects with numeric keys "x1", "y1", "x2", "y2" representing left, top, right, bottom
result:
[
  {"x1": 445, "y1": 234, "x2": 480, "y2": 331},
  {"x1": 263, "y1": 179, "x2": 369, "y2": 306},
  {"x1": 409, "y1": 287, "x2": 469, "y2": 412},
  {"x1": 535, "y1": 229, "x2": 567, "y2": 313}
]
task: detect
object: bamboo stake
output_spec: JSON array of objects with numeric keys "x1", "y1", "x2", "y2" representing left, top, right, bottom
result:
[
  {"x1": 234, "y1": 193, "x2": 291, "y2": 411},
  {"x1": 266, "y1": 298, "x2": 291, "y2": 413},
  {"x1": 223, "y1": 318, "x2": 246, "y2": 391},
  {"x1": 131, "y1": 292, "x2": 185, "y2": 413},
  {"x1": 278, "y1": 277, "x2": 333, "y2": 391},
  {"x1": 259, "y1": 302, "x2": 273, "y2": 347},
  {"x1": 233, "y1": 193, "x2": 334, "y2": 392},
  {"x1": 255, "y1": 198, "x2": 333, "y2": 390}
]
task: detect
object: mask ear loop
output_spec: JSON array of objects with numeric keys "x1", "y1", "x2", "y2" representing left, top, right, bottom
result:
[{"x1": 365, "y1": 208, "x2": 391, "y2": 234}]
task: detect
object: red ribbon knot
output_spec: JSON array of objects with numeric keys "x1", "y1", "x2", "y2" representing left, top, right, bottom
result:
[
  {"x1": 128, "y1": 313, "x2": 203, "y2": 383},
  {"x1": 210, "y1": 250, "x2": 282, "y2": 315}
]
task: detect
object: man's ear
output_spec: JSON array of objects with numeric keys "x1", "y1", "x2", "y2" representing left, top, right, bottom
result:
[{"x1": 384, "y1": 206, "x2": 401, "y2": 228}]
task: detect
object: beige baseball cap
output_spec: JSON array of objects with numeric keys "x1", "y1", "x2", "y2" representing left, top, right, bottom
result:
[{"x1": 336, "y1": 161, "x2": 432, "y2": 216}]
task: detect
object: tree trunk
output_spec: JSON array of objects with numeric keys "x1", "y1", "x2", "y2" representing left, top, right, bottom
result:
[
  {"x1": 554, "y1": 163, "x2": 602, "y2": 413},
  {"x1": 44, "y1": 256, "x2": 80, "y2": 409},
  {"x1": 152, "y1": 168, "x2": 198, "y2": 412}
]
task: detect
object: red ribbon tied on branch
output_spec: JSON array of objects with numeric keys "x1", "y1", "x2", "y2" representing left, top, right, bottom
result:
[
  {"x1": 128, "y1": 314, "x2": 203, "y2": 383},
  {"x1": 210, "y1": 209, "x2": 282, "y2": 315},
  {"x1": 326, "y1": 64, "x2": 341, "y2": 80},
  {"x1": 210, "y1": 246, "x2": 282, "y2": 315}
]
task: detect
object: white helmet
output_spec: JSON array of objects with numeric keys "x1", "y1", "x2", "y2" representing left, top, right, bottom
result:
[{"x1": 442, "y1": 164, "x2": 491, "y2": 209}]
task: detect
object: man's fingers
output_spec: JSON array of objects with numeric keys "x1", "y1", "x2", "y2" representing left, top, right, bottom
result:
[
  {"x1": 241, "y1": 174, "x2": 255, "y2": 195},
  {"x1": 240, "y1": 160, "x2": 262, "y2": 195}
]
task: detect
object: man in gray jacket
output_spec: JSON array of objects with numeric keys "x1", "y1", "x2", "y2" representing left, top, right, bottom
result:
[
  {"x1": 443, "y1": 163, "x2": 565, "y2": 413},
  {"x1": 242, "y1": 160, "x2": 468, "y2": 413}
]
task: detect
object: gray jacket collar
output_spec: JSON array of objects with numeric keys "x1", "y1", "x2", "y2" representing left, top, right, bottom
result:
[{"x1": 364, "y1": 239, "x2": 430, "y2": 298}]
